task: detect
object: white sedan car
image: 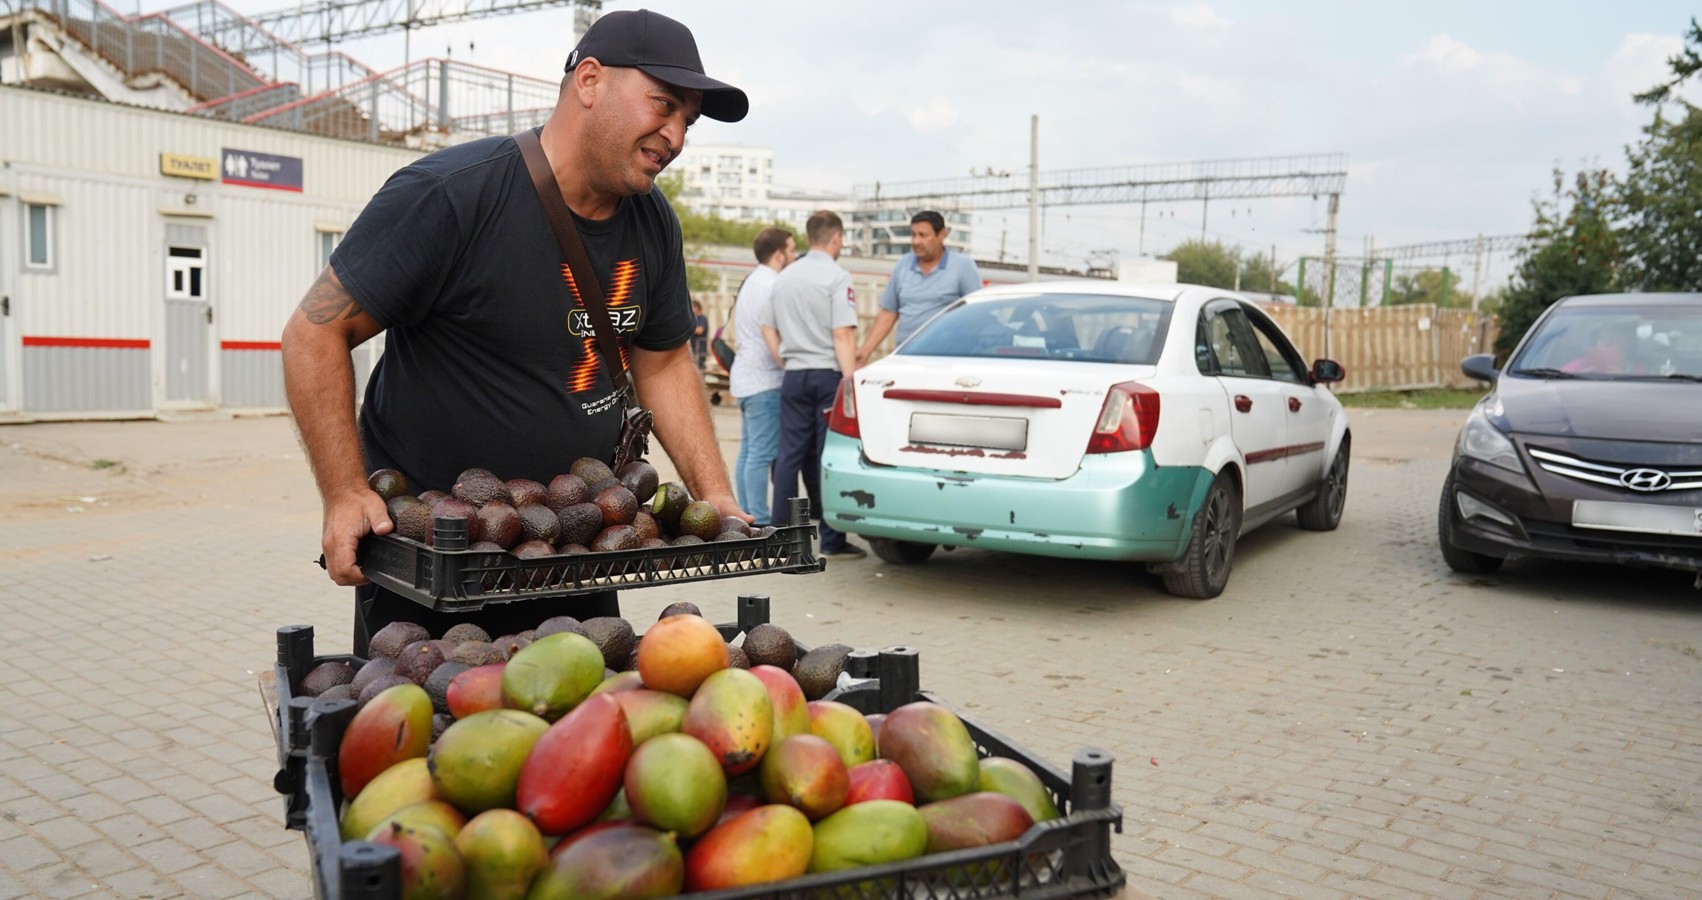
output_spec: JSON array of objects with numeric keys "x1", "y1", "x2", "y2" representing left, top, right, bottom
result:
[{"x1": 821, "y1": 281, "x2": 1351, "y2": 598}]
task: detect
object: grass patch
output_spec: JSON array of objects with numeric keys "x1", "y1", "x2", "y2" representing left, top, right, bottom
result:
[
  {"x1": 91, "y1": 458, "x2": 119, "y2": 469},
  {"x1": 1337, "y1": 388, "x2": 1487, "y2": 410}
]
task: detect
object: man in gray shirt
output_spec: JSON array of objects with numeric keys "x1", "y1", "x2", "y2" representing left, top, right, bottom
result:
[{"x1": 761, "y1": 210, "x2": 865, "y2": 559}]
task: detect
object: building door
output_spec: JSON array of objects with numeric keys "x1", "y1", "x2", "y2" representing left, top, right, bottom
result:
[{"x1": 163, "y1": 223, "x2": 211, "y2": 405}]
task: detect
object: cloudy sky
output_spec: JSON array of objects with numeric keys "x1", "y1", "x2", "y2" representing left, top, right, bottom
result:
[{"x1": 192, "y1": 1, "x2": 1696, "y2": 285}]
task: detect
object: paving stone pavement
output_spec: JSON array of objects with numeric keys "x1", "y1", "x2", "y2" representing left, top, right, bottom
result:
[{"x1": 1, "y1": 406, "x2": 1699, "y2": 899}]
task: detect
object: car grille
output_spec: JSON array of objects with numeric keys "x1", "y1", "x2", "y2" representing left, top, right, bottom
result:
[{"x1": 1527, "y1": 447, "x2": 1702, "y2": 494}]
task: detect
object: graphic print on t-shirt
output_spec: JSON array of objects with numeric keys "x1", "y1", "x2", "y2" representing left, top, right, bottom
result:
[{"x1": 562, "y1": 258, "x2": 641, "y2": 393}]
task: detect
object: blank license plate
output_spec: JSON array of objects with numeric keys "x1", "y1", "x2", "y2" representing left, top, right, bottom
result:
[
  {"x1": 909, "y1": 413, "x2": 1028, "y2": 451},
  {"x1": 1572, "y1": 500, "x2": 1702, "y2": 537}
]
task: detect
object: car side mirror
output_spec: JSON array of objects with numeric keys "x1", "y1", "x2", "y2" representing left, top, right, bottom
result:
[
  {"x1": 1311, "y1": 359, "x2": 1345, "y2": 384},
  {"x1": 1460, "y1": 354, "x2": 1498, "y2": 382}
]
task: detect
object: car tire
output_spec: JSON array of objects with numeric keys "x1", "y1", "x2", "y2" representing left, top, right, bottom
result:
[
  {"x1": 1437, "y1": 476, "x2": 1505, "y2": 574},
  {"x1": 1296, "y1": 440, "x2": 1350, "y2": 531},
  {"x1": 869, "y1": 538, "x2": 936, "y2": 565},
  {"x1": 1162, "y1": 472, "x2": 1241, "y2": 599}
]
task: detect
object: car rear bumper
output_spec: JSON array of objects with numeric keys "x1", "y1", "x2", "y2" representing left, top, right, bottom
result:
[
  {"x1": 819, "y1": 433, "x2": 1212, "y2": 561},
  {"x1": 1443, "y1": 458, "x2": 1702, "y2": 573}
]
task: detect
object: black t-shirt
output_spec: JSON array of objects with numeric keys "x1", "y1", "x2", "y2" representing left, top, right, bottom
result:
[{"x1": 332, "y1": 132, "x2": 693, "y2": 492}]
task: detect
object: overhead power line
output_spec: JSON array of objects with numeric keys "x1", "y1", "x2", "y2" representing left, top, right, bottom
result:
[
  {"x1": 175, "y1": 0, "x2": 600, "y2": 47},
  {"x1": 1378, "y1": 234, "x2": 1529, "y2": 261}
]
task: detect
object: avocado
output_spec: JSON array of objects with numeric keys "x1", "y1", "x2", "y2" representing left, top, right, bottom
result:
[
  {"x1": 395, "y1": 640, "x2": 448, "y2": 685},
  {"x1": 386, "y1": 496, "x2": 433, "y2": 543},
  {"x1": 452, "y1": 472, "x2": 511, "y2": 508},
  {"x1": 474, "y1": 502, "x2": 521, "y2": 549},
  {"x1": 368, "y1": 469, "x2": 410, "y2": 501},
  {"x1": 727, "y1": 643, "x2": 750, "y2": 669},
  {"x1": 594, "y1": 485, "x2": 639, "y2": 527},
  {"x1": 556, "y1": 502, "x2": 604, "y2": 547},
  {"x1": 492, "y1": 633, "x2": 533, "y2": 660},
  {"x1": 356, "y1": 673, "x2": 412, "y2": 707},
  {"x1": 448, "y1": 640, "x2": 504, "y2": 667},
  {"x1": 417, "y1": 489, "x2": 449, "y2": 504},
  {"x1": 505, "y1": 478, "x2": 548, "y2": 507},
  {"x1": 318, "y1": 683, "x2": 356, "y2": 703},
  {"x1": 423, "y1": 661, "x2": 470, "y2": 715},
  {"x1": 741, "y1": 623, "x2": 796, "y2": 672},
  {"x1": 441, "y1": 623, "x2": 491, "y2": 645},
  {"x1": 616, "y1": 460, "x2": 660, "y2": 505},
  {"x1": 535, "y1": 616, "x2": 585, "y2": 639},
  {"x1": 368, "y1": 622, "x2": 430, "y2": 660},
  {"x1": 517, "y1": 503, "x2": 561, "y2": 544},
  {"x1": 590, "y1": 525, "x2": 640, "y2": 553},
  {"x1": 300, "y1": 660, "x2": 356, "y2": 697},
  {"x1": 545, "y1": 473, "x2": 592, "y2": 511},
  {"x1": 349, "y1": 656, "x2": 396, "y2": 694},
  {"x1": 678, "y1": 500, "x2": 723, "y2": 541},
  {"x1": 794, "y1": 642, "x2": 853, "y2": 700},
  {"x1": 659, "y1": 601, "x2": 701, "y2": 619},
  {"x1": 569, "y1": 457, "x2": 616, "y2": 487},
  {"x1": 650, "y1": 482, "x2": 692, "y2": 533},
  {"x1": 581, "y1": 616, "x2": 636, "y2": 671}
]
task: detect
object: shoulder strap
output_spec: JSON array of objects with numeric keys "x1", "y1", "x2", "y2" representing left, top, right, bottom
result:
[{"x1": 513, "y1": 128, "x2": 633, "y2": 398}]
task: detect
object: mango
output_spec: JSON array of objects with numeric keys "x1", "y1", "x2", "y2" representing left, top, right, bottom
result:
[
  {"x1": 596, "y1": 787, "x2": 633, "y2": 824},
  {"x1": 338, "y1": 682, "x2": 433, "y2": 798},
  {"x1": 590, "y1": 670, "x2": 645, "y2": 696},
  {"x1": 808, "y1": 799, "x2": 927, "y2": 873},
  {"x1": 685, "y1": 804, "x2": 814, "y2": 891},
  {"x1": 341, "y1": 758, "x2": 436, "y2": 841},
  {"x1": 918, "y1": 791, "x2": 1035, "y2": 852},
  {"x1": 528, "y1": 824, "x2": 682, "y2": 900},
  {"x1": 759, "y1": 734, "x2": 848, "y2": 821},
  {"x1": 501, "y1": 632, "x2": 605, "y2": 721},
  {"x1": 624, "y1": 732, "x2": 727, "y2": 839},
  {"x1": 363, "y1": 800, "x2": 466, "y2": 843},
  {"x1": 446, "y1": 663, "x2": 506, "y2": 719},
  {"x1": 455, "y1": 809, "x2": 547, "y2": 900},
  {"x1": 429, "y1": 708, "x2": 549, "y2": 814},
  {"x1": 978, "y1": 756, "x2": 1061, "y2": 822},
  {"x1": 715, "y1": 791, "x2": 763, "y2": 827},
  {"x1": 682, "y1": 668, "x2": 773, "y2": 776},
  {"x1": 748, "y1": 665, "x2": 810, "y2": 741},
  {"x1": 807, "y1": 699, "x2": 875, "y2": 768},
  {"x1": 366, "y1": 821, "x2": 466, "y2": 900},
  {"x1": 610, "y1": 690, "x2": 688, "y2": 745},
  {"x1": 636, "y1": 614, "x2": 729, "y2": 697},
  {"x1": 845, "y1": 759, "x2": 914, "y2": 806},
  {"x1": 516, "y1": 693, "x2": 633, "y2": 835},
  {"x1": 877, "y1": 701, "x2": 979, "y2": 803}
]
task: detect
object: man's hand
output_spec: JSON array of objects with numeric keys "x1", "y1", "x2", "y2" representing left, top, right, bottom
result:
[
  {"x1": 701, "y1": 490, "x2": 753, "y2": 526},
  {"x1": 854, "y1": 350, "x2": 871, "y2": 370},
  {"x1": 321, "y1": 488, "x2": 393, "y2": 586}
]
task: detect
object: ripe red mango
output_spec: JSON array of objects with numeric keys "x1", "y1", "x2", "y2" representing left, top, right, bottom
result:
[
  {"x1": 339, "y1": 683, "x2": 433, "y2": 798},
  {"x1": 516, "y1": 693, "x2": 633, "y2": 835},
  {"x1": 529, "y1": 824, "x2": 683, "y2": 900},
  {"x1": 685, "y1": 804, "x2": 814, "y2": 892},
  {"x1": 682, "y1": 668, "x2": 774, "y2": 776},
  {"x1": 715, "y1": 792, "x2": 764, "y2": 827},
  {"x1": 759, "y1": 734, "x2": 849, "y2": 821},
  {"x1": 747, "y1": 665, "x2": 810, "y2": 741},
  {"x1": 917, "y1": 791, "x2": 1035, "y2": 852},
  {"x1": 610, "y1": 689, "x2": 688, "y2": 745},
  {"x1": 845, "y1": 759, "x2": 914, "y2": 806},
  {"x1": 876, "y1": 701, "x2": 979, "y2": 803},
  {"x1": 446, "y1": 663, "x2": 506, "y2": 719}
]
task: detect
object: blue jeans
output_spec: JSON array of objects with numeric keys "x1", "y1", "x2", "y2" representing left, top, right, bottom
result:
[
  {"x1": 772, "y1": 369, "x2": 849, "y2": 552},
  {"x1": 735, "y1": 388, "x2": 781, "y2": 524}
]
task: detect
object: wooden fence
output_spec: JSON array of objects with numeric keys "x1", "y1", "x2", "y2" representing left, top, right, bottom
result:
[{"x1": 695, "y1": 277, "x2": 1499, "y2": 395}]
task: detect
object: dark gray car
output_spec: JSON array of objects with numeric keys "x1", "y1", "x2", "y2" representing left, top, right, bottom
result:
[{"x1": 1438, "y1": 293, "x2": 1702, "y2": 577}]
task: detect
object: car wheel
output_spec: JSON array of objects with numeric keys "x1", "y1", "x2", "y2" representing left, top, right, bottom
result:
[
  {"x1": 1437, "y1": 476, "x2": 1504, "y2": 574},
  {"x1": 1296, "y1": 440, "x2": 1350, "y2": 531},
  {"x1": 1162, "y1": 472, "x2": 1241, "y2": 599},
  {"x1": 869, "y1": 538, "x2": 936, "y2": 565}
]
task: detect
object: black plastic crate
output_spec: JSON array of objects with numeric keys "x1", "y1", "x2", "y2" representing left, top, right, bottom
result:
[
  {"x1": 270, "y1": 597, "x2": 1125, "y2": 900},
  {"x1": 355, "y1": 498, "x2": 823, "y2": 612}
]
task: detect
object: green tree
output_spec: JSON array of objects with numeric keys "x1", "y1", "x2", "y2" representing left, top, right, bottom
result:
[
  {"x1": 1619, "y1": 18, "x2": 1702, "y2": 290},
  {"x1": 1389, "y1": 268, "x2": 1469, "y2": 307},
  {"x1": 656, "y1": 172, "x2": 801, "y2": 294},
  {"x1": 1163, "y1": 239, "x2": 1240, "y2": 288},
  {"x1": 1493, "y1": 169, "x2": 1621, "y2": 360},
  {"x1": 1237, "y1": 253, "x2": 1296, "y2": 295}
]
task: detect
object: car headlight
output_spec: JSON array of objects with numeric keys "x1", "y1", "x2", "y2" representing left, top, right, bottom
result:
[{"x1": 1458, "y1": 404, "x2": 1523, "y2": 473}]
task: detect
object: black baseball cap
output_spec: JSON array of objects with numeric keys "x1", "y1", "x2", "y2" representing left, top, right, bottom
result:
[{"x1": 565, "y1": 9, "x2": 749, "y2": 123}]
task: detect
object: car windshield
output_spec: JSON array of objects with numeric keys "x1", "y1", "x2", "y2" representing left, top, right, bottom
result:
[
  {"x1": 1509, "y1": 302, "x2": 1702, "y2": 380},
  {"x1": 897, "y1": 293, "x2": 1174, "y2": 364}
]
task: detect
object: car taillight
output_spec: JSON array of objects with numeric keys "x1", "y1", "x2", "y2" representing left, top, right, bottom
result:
[
  {"x1": 1085, "y1": 381, "x2": 1160, "y2": 453},
  {"x1": 828, "y1": 376, "x2": 859, "y2": 438}
]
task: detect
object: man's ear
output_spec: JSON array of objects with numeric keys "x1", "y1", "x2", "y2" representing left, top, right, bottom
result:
[{"x1": 571, "y1": 58, "x2": 605, "y2": 109}]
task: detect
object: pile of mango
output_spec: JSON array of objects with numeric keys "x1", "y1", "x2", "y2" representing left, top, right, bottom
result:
[{"x1": 324, "y1": 612, "x2": 1062, "y2": 899}]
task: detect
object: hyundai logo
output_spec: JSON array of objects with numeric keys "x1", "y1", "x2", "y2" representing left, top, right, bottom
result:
[{"x1": 1620, "y1": 468, "x2": 1672, "y2": 492}]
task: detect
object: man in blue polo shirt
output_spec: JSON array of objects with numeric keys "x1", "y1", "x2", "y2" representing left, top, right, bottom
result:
[{"x1": 856, "y1": 210, "x2": 983, "y2": 366}]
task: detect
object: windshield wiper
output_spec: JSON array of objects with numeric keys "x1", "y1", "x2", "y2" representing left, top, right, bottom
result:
[
  {"x1": 1625, "y1": 372, "x2": 1702, "y2": 382},
  {"x1": 1509, "y1": 367, "x2": 1577, "y2": 379}
]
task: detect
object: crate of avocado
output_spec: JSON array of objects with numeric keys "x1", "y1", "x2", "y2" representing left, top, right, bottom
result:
[
  {"x1": 270, "y1": 595, "x2": 1125, "y2": 900},
  {"x1": 359, "y1": 459, "x2": 824, "y2": 612}
]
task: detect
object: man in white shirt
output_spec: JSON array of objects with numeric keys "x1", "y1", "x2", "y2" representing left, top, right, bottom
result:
[{"x1": 727, "y1": 227, "x2": 795, "y2": 525}]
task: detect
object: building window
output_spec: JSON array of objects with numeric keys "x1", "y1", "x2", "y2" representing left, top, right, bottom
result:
[
  {"x1": 319, "y1": 230, "x2": 343, "y2": 269},
  {"x1": 25, "y1": 203, "x2": 55, "y2": 269},
  {"x1": 167, "y1": 246, "x2": 205, "y2": 299}
]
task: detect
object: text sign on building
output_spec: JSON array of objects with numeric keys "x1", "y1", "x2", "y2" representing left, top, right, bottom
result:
[
  {"x1": 221, "y1": 149, "x2": 303, "y2": 192},
  {"x1": 160, "y1": 153, "x2": 218, "y2": 181}
]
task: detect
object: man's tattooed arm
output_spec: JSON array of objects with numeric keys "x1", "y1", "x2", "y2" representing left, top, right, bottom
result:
[{"x1": 298, "y1": 268, "x2": 366, "y2": 324}]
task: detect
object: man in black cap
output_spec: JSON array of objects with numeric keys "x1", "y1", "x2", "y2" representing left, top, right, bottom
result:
[{"x1": 281, "y1": 10, "x2": 750, "y2": 651}]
